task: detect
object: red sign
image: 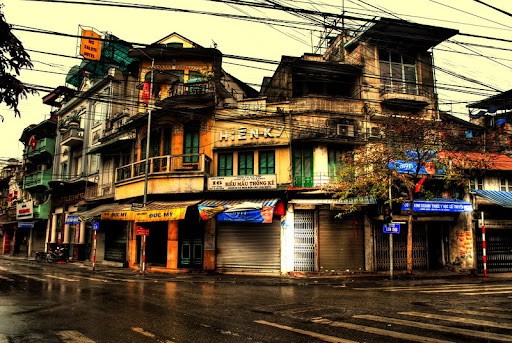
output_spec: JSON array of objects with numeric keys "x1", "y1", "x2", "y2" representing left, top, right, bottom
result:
[{"x1": 136, "y1": 226, "x2": 149, "y2": 236}]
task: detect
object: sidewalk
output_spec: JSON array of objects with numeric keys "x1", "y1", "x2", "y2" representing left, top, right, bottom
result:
[{"x1": 2, "y1": 254, "x2": 511, "y2": 286}]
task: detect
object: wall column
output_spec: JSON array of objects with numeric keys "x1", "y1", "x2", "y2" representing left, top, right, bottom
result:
[
  {"x1": 63, "y1": 213, "x2": 70, "y2": 244},
  {"x1": 79, "y1": 221, "x2": 86, "y2": 244},
  {"x1": 167, "y1": 221, "x2": 179, "y2": 269},
  {"x1": 50, "y1": 214, "x2": 58, "y2": 243},
  {"x1": 203, "y1": 220, "x2": 215, "y2": 270}
]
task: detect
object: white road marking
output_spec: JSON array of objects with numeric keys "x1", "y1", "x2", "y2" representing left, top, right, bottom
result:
[
  {"x1": 421, "y1": 285, "x2": 512, "y2": 293},
  {"x1": 21, "y1": 274, "x2": 47, "y2": 282},
  {"x1": 255, "y1": 319, "x2": 357, "y2": 343},
  {"x1": 480, "y1": 306, "x2": 512, "y2": 313},
  {"x1": 57, "y1": 330, "x2": 96, "y2": 343},
  {"x1": 0, "y1": 333, "x2": 8, "y2": 343},
  {"x1": 44, "y1": 274, "x2": 79, "y2": 282},
  {"x1": 0, "y1": 275, "x2": 14, "y2": 281},
  {"x1": 462, "y1": 290, "x2": 512, "y2": 295},
  {"x1": 131, "y1": 327, "x2": 156, "y2": 339},
  {"x1": 399, "y1": 311, "x2": 512, "y2": 330},
  {"x1": 313, "y1": 317, "x2": 454, "y2": 343},
  {"x1": 355, "y1": 314, "x2": 512, "y2": 342},
  {"x1": 73, "y1": 276, "x2": 109, "y2": 283},
  {"x1": 442, "y1": 308, "x2": 512, "y2": 319},
  {"x1": 354, "y1": 283, "x2": 480, "y2": 291}
]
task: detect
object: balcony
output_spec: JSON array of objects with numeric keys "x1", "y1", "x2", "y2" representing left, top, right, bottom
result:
[
  {"x1": 291, "y1": 172, "x2": 342, "y2": 189},
  {"x1": 24, "y1": 138, "x2": 56, "y2": 161},
  {"x1": 115, "y1": 153, "x2": 212, "y2": 200},
  {"x1": 60, "y1": 128, "x2": 84, "y2": 147},
  {"x1": 155, "y1": 81, "x2": 215, "y2": 111},
  {"x1": 85, "y1": 183, "x2": 115, "y2": 201},
  {"x1": 380, "y1": 84, "x2": 432, "y2": 110},
  {"x1": 23, "y1": 169, "x2": 53, "y2": 190},
  {"x1": 33, "y1": 198, "x2": 52, "y2": 220}
]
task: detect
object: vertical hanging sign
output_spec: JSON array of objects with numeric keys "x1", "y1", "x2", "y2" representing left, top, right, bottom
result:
[{"x1": 80, "y1": 29, "x2": 102, "y2": 61}]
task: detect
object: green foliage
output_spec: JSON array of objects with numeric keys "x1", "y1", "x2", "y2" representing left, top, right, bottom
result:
[{"x1": 0, "y1": 7, "x2": 36, "y2": 117}]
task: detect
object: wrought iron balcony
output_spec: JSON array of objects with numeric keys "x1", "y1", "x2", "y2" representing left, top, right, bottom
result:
[
  {"x1": 60, "y1": 127, "x2": 84, "y2": 147},
  {"x1": 115, "y1": 153, "x2": 212, "y2": 183},
  {"x1": 23, "y1": 169, "x2": 53, "y2": 190}
]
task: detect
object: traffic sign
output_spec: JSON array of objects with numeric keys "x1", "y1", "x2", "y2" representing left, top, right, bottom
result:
[
  {"x1": 131, "y1": 202, "x2": 145, "y2": 211},
  {"x1": 92, "y1": 222, "x2": 100, "y2": 231},
  {"x1": 383, "y1": 222, "x2": 400, "y2": 234}
]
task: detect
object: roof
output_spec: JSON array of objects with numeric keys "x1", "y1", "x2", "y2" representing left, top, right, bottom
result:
[
  {"x1": 348, "y1": 17, "x2": 458, "y2": 51},
  {"x1": 467, "y1": 89, "x2": 512, "y2": 110},
  {"x1": 473, "y1": 190, "x2": 512, "y2": 208},
  {"x1": 76, "y1": 202, "x2": 120, "y2": 221},
  {"x1": 438, "y1": 151, "x2": 512, "y2": 171}
]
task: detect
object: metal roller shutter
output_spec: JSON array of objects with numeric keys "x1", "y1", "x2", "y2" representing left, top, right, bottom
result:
[
  {"x1": 477, "y1": 228, "x2": 512, "y2": 273},
  {"x1": 319, "y1": 211, "x2": 364, "y2": 272},
  {"x1": 216, "y1": 220, "x2": 281, "y2": 273}
]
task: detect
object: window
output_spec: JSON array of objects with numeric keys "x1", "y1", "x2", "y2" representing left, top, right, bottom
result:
[
  {"x1": 259, "y1": 151, "x2": 275, "y2": 175},
  {"x1": 218, "y1": 153, "x2": 233, "y2": 176},
  {"x1": 500, "y1": 178, "x2": 512, "y2": 191},
  {"x1": 469, "y1": 177, "x2": 483, "y2": 190},
  {"x1": 61, "y1": 162, "x2": 68, "y2": 180},
  {"x1": 379, "y1": 49, "x2": 417, "y2": 95},
  {"x1": 328, "y1": 148, "x2": 344, "y2": 179},
  {"x1": 238, "y1": 151, "x2": 254, "y2": 175},
  {"x1": 184, "y1": 123, "x2": 199, "y2": 163}
]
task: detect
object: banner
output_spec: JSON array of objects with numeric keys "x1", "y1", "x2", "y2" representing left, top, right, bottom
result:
[{"x1": 134, "y1": 207, "x2": 187, "y2": 222}]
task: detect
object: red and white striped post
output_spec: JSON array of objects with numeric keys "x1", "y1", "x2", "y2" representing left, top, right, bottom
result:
[
  {"x1": 481, "y1": 211, "x2": 488, "y2": 277},
  {"x1": 141, "y1": 234, "x2": 146, "y2": 277},
  {"x1": 92, "y1": 229, "x2": 97, "y2": 272}
]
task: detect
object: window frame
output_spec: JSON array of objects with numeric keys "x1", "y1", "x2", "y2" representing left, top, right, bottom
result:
[
  {"x1": 259, "y1": 150, "x2": 275, "y2": 175},
  {"x1": 238, "y1": 151, "x2": 254, "y2": 175}
]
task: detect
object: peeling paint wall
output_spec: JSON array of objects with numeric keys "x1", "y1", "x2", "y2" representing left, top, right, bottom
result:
[{"x1": 449, "y1": 211, "x2": 475, "y2": 270}]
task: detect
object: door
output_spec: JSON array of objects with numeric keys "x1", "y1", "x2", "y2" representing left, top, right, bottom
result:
[
  {"x1": 178, "y1": 207, "x2": 204, "y2": 268},
  {"x1": 294, "y1": 210, "x2": 316, "y2": 272},
  {"x1": 293, "y1": 146, "x2": 313, "y2": 187}
]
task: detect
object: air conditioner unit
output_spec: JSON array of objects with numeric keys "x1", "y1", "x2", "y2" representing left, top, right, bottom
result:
[
  {"x1": 336, "y1": 124, "x2": 355, "y2": 137},
  {"x1": 368, "y1": 126, "x2": 384, "y2": 138}
]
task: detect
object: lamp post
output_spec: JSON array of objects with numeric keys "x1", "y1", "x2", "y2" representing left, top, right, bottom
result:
[{"x1": 137, "y1": 48, "x2": 154, "y2": 276}]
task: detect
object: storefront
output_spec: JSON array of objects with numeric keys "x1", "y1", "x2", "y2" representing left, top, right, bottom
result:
[
  {"x1": 101, "y1": 200, "x2": 201, "y2": 271},
  {"x1": 198, "y1": 199, "x2": 281, "y2": 274}
]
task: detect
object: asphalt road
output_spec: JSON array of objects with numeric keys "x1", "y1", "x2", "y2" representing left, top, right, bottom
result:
[{"x1": 1, "y1": 258, "x2": 511, "y2": 343}]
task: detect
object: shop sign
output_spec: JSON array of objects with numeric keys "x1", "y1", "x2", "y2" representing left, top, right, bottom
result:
[
  {"x1": 401, "y1": 200, "x2": 473, "y2": 213},
  {"x1": 79, "y1": 29, "x2": 102, "y2": 61},
  {"x1": 16, "y1": 201, "x2": 33, "y2": 220},
  {"x1": 65, "y1": 215, "x2": 80, "y2": 225},
  {"x1": 18, "y1": 222, "x2": 35, "y2": 229},
  {"x1": 208, "y1": 174, "x2": 277, "y2": 191},
  {"x1": 101, "y1": 211, "x2": 134, "y2": 221},
  {"x1": 134, "y1": 207, "x2": 187, "y2": 222}
]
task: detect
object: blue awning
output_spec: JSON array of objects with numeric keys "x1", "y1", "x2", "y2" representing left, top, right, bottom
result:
[
  {"x1": 472, "y1": 190, "x2": 512, "y2": 208},
  {"x1": 402, "y1": 199, "x2": 473, "y2": 213},
  {"x1": 198, "y1": 199, "x2": 279, "y2": 223}
]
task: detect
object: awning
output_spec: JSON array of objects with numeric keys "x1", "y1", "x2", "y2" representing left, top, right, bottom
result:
[
  {"x1": 100, "y1": 201, "x2": 201, "y2": 222},
  {"x1": 401, "y1": 199, "x2": 473, "y2": 213},
  {"x1": 198, "y1": 199, "x2": 279, "y2": 223},
  {"x1": 76, "y1": 203, "x2": 120, "y2": 221},
  {"x1": 472, "y1": 190, "x2": 512, "y2": 208}
]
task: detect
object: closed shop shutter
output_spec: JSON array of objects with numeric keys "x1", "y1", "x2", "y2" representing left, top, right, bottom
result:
[
  {"x1": 216, "y1": 220, "x2": 280, "y2": 273},
  {"x1": 319, "y1": 210, "x2": 364, "y2": 272},
  {"x1": 104, "y1": 222, "x2": 128, "y2": 263}
]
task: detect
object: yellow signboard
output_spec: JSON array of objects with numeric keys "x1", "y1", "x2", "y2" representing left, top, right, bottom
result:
[
  {"x1": 101, "y1": 211, "x2": 133, "y2": 221},
  {"x1": 80, "y1": 29, "x2": 102, "y2": 61},
  {"x1": 134, "y1": 207, "x2": 187, "y2": 222}
]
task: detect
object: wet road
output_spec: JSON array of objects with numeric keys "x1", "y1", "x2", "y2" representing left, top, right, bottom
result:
[{"x1": 1, "y1": 259, "x2": 512, "y2": 342}]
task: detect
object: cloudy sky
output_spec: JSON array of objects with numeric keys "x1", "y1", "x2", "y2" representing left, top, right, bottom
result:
[{"x1": 1, "y1": 0, "x2": 511, "y2": 160}]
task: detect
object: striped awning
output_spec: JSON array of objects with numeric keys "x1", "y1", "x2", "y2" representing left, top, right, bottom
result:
[
  {"x1": 198, "y1": 199, "x2": 278, "y2": 208},
  {"x1": 473, "y1": 190, "x2": 512, "y2": 208}
]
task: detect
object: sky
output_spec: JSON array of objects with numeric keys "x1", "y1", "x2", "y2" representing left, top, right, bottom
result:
[{"x1": 1, "y1": 0, "x2": 512, "y2": 160}]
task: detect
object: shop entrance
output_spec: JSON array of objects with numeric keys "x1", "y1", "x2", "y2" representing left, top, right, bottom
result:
[{"x1": 178, "y1": 207, "x2": 204, "y2": 268}]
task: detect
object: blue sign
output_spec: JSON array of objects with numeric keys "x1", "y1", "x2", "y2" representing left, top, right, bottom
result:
[
  {"x1": 65, "y1": 215, "x2": 80, "y2": 225},
  {"x1": 18, "y1": 222, "x2": 35, "y2": 229},
  {"x1": 383, "y1": 222, "x2": 400, "y2": 234},
  {"x1": 92, "y1": 222, "x2": 100, "y2": 231},
  {"x1": 401, "y1": 200, "x2": 473, "y2": 213}
]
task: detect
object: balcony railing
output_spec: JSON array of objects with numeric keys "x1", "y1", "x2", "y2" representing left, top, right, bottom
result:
[
  {"x1": 293, "y1": 172, "x2": 343, "y2": 188},
  {"x1": 33, "y1": 198, "x2": 52, "y2": 220},
  {"x1": 23, "y1": 169, "x2": 53, "y2": 189},
  {"x1": 60, "y1": 128, "x2": 84, "y2": 147},
  {"x1": 115, "y1": 153, "x2": 212, "y2": 183},
  {"x1": 85, "y1": 183, "x2": 115, "y2": 200},
  {"x1": 24, "y1": 138, "x2": 56, "y2": 160}
]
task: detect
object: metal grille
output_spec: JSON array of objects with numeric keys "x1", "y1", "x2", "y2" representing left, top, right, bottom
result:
[
  {"x1": 294, "y1": 210, "x2": 316, "y2": 272},
  {"x1": 375, "y1": 223, "x2": 427, "y2": 271},
  {"x1": 476, "y1": 228, "x2": 512, "y2": 273}
]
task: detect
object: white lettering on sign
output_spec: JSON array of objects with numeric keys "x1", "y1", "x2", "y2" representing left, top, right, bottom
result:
[
  {"x1": 208, "y1": 175, "x2": 277, "y2": 190},
  {"x1": 219, "y1": 126, "x2": 284, "y2": 141}
]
